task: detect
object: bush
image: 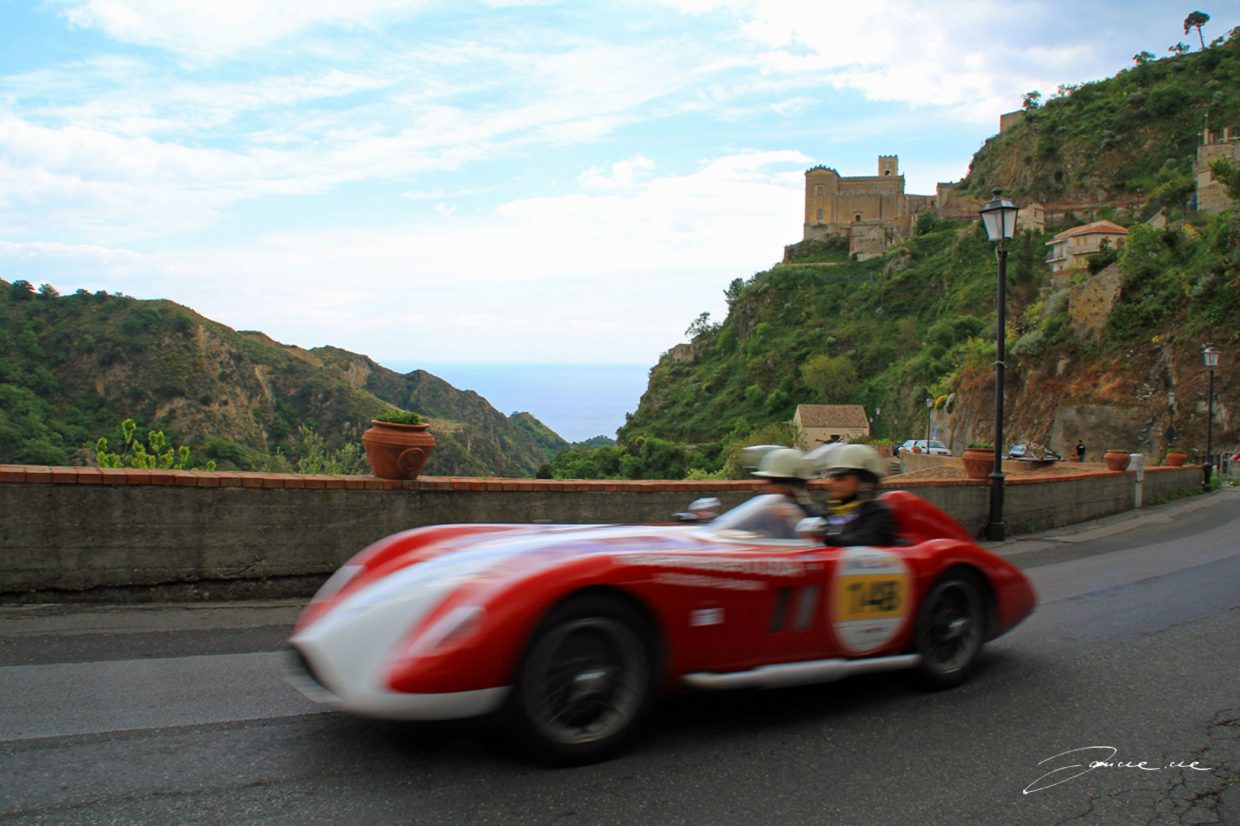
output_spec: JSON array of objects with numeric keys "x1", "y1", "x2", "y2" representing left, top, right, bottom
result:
[{"x1": 373, "y1": 410, "x2": 424, "y2": 425}]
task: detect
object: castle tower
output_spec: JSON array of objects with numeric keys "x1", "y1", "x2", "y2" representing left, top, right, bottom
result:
[
  {"x1": 804, "y1": 165, "x2": 840, "y2": 240},
  {"x1": 878, "y1": 155, "x2": 899, "y2": 177}
]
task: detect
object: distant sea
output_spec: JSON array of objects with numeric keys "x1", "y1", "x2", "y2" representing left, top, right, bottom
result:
[{"x1": 384, "y1": 362, "x2": 651, "y2": 443}]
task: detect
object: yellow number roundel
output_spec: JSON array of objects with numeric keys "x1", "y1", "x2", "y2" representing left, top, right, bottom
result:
[{"x1": 831, "y1": 547, "x2": 911, "y2": 654}]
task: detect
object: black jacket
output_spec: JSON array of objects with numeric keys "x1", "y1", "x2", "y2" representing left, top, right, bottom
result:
[{"x1": 827, "y1": 498, "x2": 898, "y2": 547}]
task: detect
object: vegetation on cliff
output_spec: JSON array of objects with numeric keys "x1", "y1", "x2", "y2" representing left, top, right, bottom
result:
[
  {"x1": 558, "y1": 34, "x2": 1240, "y2": 478},
  {"x1": 960, "y1": 26, "x2": 1240, "y2": 210}
]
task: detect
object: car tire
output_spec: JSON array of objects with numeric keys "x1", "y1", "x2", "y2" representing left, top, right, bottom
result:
[
  {"x1": 502, "y1": 594, "x2": 657, "y2": 765},
  {"x1": 911, "y1": 571, "x2": 985, "y2": 691}
]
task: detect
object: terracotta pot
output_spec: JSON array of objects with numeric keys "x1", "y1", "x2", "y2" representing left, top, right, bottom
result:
[
  {"x1": 361, "y1": 421, "x2": 436, "y2": 479},
  {"x1": 961, "y1": 448, "x2": 993, "y2": 481},
  {"x1": 1103, "y1": 450, "x2": 1130, "y2": 472},
  {"x1": 1164, "y1": 450, "x2": 1187, "y2": 467}
]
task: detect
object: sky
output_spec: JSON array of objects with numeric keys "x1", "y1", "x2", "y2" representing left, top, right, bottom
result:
[{"x1": 2, "y1": 1, "x2": 1235, "y2": 369}]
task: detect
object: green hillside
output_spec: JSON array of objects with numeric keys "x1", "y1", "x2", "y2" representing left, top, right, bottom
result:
[
  {"x1": 0, "y1": 283, "x2": 567, "y2": 475},
  {"x1": 575, "y1": 35, "x2": 1240, "y2": 479},
  {"x1": 959, "y1": 31, "x2": 1240, "y2": 210}
]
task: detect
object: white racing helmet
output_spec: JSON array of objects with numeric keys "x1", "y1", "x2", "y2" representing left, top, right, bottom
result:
[
  {"x1": 825, "y1": 443, "x2": 885, "y2": 479},
  {"x1": 752, "y1": 447, "x2": 810, "y2": 481}
]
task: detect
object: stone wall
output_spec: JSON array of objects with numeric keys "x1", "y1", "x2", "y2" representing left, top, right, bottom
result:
[
  {"x1": 0, "y1": 463, "x2": 1204, "y2": 597},
  {"x1": 1195, "y1": 129, "x2": 1240, "y2": 213},
  {"x1": 1068, "y1": 262, "x2": 1123, "y2": 337}
]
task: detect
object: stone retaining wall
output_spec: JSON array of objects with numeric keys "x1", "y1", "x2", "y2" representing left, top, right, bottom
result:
[{"x1": 0, "y1": 464, "x2": 1205, "y2": 596}]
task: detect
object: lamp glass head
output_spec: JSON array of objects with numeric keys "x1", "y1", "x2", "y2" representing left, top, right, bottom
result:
[{"x1": 980, "y1": 187, "x2": 1019, "y2": 241}]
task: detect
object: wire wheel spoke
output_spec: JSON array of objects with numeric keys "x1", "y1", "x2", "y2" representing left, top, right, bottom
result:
[
  {"x1": 924, "y1": 584, "x2": 982, "y2": 673},
  {"x1": 524, "y1": 618, "x2": 647, "y2": 745}
]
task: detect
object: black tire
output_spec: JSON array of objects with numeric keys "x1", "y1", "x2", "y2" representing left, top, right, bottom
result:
[
  {"x1": 912, "y1": 571, "x2": 986, "y2": 690},
  {"x1": 502, "y1": 594, "x2": 657, "y2": 765}
]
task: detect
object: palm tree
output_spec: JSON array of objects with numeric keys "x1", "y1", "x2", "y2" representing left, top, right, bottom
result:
[{"x1": 1184, "y1": 11, "x2": 1210, "y2": 50}]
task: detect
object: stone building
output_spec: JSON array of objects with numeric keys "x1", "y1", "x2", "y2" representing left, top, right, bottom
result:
[
  {"x1": 801, "y1": 156, "x2": 943, "y2": 260},
  {"x1": 1195, "y1": 127, "x2": 1240, "y2": 213},
  {"x1": 792, "y1": 404, "x2": 871, "y2": 447},
  {"x1": 1045, "y1": 220, "x2": 1128, "y2": 280}
]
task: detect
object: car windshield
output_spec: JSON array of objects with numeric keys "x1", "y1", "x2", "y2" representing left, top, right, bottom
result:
[{"x1": 696, "y1": 494, "x2": 817, "y2": 544}]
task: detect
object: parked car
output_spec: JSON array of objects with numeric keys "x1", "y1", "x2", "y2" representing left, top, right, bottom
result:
[
  {"x1": 898, "y1": 439, "x2": 951, "y2": 456},
  {"x1": 287, "y1": 491, "x2": 1036, "y2": 764},
  {"x1": 1008, "y1": 444, "x2": 1063, "y2": 461}
]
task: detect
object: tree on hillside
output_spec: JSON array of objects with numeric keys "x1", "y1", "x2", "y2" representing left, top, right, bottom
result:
[
  {"x1": 1184, "y1": 11, "x2": 1210, "y2": 50},
  {"x1": 801, "y1": 354, "x2": 857, "y2": 403},
  {"x1": 1133, "y1": 50, "x2": 1155, "y2": 65},
  {"x1": 1169, "y1": 41, "x2": 1189, "y2": 56},
  {"x1": 1209, "y1": 158, "x2": 1240, "y2": 200},
  {"x1": 1021, "y1": 90, "x2": 1042, "y2": 110}
]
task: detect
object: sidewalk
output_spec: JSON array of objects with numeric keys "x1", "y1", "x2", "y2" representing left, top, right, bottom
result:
[{"x1": 984, "y1": 485, "x2": 1238, "y2": 558}]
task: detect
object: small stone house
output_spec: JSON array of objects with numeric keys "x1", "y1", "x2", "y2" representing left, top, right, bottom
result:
[
  {"x1": 793, "y1": 404, "x2": 871, "y2": 447},
  {"x1": 1045, "y1": 220, "x2": 1128, "y2": 276}
]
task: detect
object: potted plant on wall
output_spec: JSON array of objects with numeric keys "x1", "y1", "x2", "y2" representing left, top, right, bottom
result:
[
  {"x1": 1103, "y1": 449, "x2": 1130, "y2": 472},
  {"x1": 361, "y1": 410, "x2": 436, "y2": 480},
  {"x1": 1164, "y1": 448, "x2": 1187, "y2": 467},
  {"x1": 961, "y1": 444, "x2": 993, "y2": 480}
]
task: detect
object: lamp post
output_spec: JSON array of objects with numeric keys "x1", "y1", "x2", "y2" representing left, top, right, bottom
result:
[
  {"x1": 1203, "y1": 345, "x2": 1219, "y2": 489},
  {"x1": 979, "y1": 187, "x2": 1019, "y2": 541},
  {"x1": 925, "y1": 396, "x2": 933, "y2": 453}
]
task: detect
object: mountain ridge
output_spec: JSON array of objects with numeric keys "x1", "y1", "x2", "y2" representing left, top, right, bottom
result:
[{"x1": 0, "y1": 283, "x2": 568, "y2": 476}]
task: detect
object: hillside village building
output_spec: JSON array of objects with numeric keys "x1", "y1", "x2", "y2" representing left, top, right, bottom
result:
[
  {"x1": 793, "y1": 404, "x2": 871, "y2": 446},
  {"x1": 1045, "y1": 220, "x2": 1129, "y2": 280},
  {"x1": 1196, "y1": 127, "x2": 1240, "y2": 213}
]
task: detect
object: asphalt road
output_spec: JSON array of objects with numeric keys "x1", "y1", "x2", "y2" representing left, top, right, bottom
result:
[{"x1": 2, "y1": 489, "x2": 1238, "y2": 825}]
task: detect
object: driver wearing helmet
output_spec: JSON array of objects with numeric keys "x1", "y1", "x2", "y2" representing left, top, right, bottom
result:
[
  {"x1": 751, "y1": 448, "x2": 820, "y2": 518},
  {"x1": 823, "y1": 444, "x2": 897, "y2": 547}
]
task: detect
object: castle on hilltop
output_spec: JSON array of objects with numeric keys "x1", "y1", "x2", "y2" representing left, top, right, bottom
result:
[{"x1": 800, "y1": 156, "x2": 979, "y2": 259}]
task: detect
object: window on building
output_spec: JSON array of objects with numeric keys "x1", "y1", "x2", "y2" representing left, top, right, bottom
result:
[
  {"x1": 816, "y1": 208, "x2": 823, "y2": 221},
  {"x1": 854, "y1": 213, "x2": 862, "y2": 222},
  {"x1": 815, "y1": 185, "x2": 825, "y2": 196}
]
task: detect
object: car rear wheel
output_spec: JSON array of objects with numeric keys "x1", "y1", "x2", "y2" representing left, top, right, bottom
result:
[
  {"x1": 504, "y1": 594, "x2": 656, "y2": 765},
  {"x1": 912, "y1": 572, "x2": 985, "y2": 690}
]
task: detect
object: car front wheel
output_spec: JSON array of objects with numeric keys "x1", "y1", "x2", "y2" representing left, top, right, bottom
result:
[
  {"x1": 503, "y1": 594, "x2": 657, "y2": 764},
  {"x1": 912, "y1": 572, "x2": 985, "y2": 690}
]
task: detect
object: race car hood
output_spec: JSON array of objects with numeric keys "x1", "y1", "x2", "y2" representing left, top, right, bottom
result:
[{"x1": 296, "y1": 520, "x2": 753, "y2": 632}]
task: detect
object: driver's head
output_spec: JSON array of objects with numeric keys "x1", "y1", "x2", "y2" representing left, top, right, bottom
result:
[
  {"x1": 824, "y1": 444, "x2": 884, "y2": 500},
  {"x1": 752, "y1": 448, "x2": 809, "y2": 494}
]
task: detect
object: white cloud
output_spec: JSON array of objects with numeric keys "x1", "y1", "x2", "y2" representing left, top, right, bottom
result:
[
  {"x1": 578, "y1": 155, "x2": 656, "y2": 190},
  {"x1": 1, "y1": 150, "x2": 806, "y2": 363},
  {"x1": 54, "y1": 0, "x2": 431, "y2": 59}
]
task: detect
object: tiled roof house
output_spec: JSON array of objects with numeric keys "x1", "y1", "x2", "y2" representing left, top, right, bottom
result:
[
  {"x1": 1045, "y1": 220, "x2": 1128, "y2": 275},
  {"x1": 793, "y1": 404, "x2": 871, "y2": 447}
]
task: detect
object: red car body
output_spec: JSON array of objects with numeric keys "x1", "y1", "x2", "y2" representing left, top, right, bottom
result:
[{"x1": 289, "y1": 490, "x2": 1035, "y2": 761}]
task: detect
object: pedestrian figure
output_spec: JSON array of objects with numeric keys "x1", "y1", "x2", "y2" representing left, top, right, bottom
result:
[{"x1": 1075, "y1": 440, "x2": 1086, "y2": 463}]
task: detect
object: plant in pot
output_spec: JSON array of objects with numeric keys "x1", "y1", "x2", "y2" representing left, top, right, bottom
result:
[
  {"x1": 961, "y1": 444, "x2": 993, "y2": 480},
  {"x1": 361, "y1": 410, "x2": 436, "y2": 480},
  {"x1": 1103, "y1": 449, "x2": 1130, "y2": 472},
  {"x1": 1164, "y1": 448, "x2": 1187, "y2": 467}
]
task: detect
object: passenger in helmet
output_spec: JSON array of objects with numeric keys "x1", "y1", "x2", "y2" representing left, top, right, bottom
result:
[
  {"x1": 823, "y1": 444, "x2": 897, "y2": 547},
  {"x1": 751, "y1": 448, "x2": 820, "y2": 518}
]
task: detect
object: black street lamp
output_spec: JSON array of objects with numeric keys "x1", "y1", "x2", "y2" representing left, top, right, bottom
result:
[
  {"x1": 1203, "y1": 345, "x2": 1220, "y2": 489},
  {"x1": 925, "y1": 395, "x2": 933, "y2": 453},
  {"x1": 979, "y1": 188, "x2": 1019, "y2": 541}
]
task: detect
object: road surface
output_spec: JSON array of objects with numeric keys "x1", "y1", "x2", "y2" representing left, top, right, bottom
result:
[{"x1": 2, "y1": 489, "x2": 1238, "y2": 824}]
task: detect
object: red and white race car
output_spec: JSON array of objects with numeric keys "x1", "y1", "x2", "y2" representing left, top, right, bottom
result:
[{"x1": 288, "y1": 490, "x2": 1035, "y2": 763}]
